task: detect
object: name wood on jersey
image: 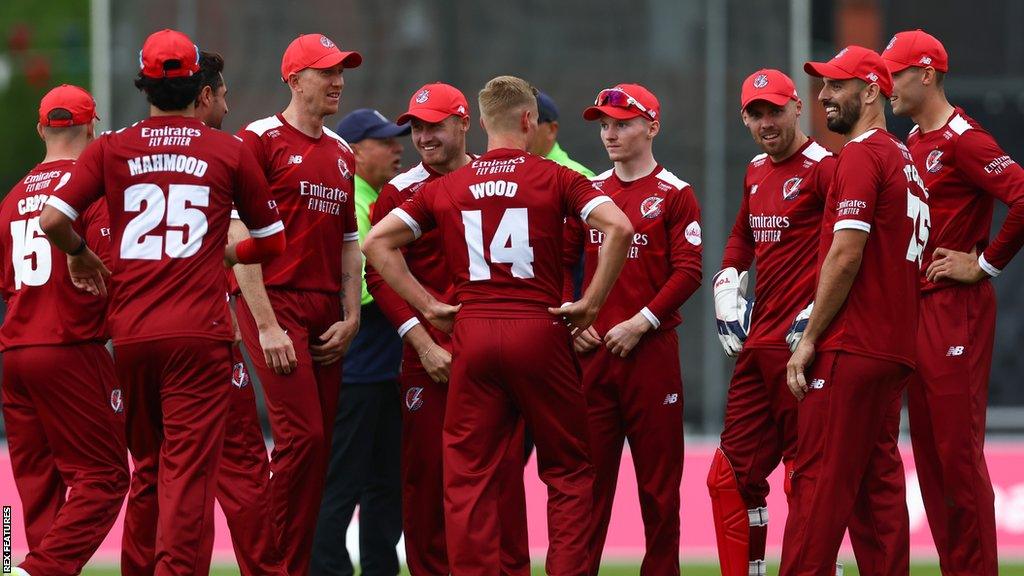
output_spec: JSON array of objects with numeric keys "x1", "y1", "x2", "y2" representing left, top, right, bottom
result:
[
  {"x1": 128, "y1": 154, "x2": 209, "y2": 177},
  {"x1": 299, "y1": 180, "x2": 347, "y2": 216},
  {"x1": 469, "y1": 180, "x2": 518, "y2": 199}
]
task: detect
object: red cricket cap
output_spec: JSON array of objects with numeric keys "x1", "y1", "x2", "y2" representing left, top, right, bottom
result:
[
  {"x1": 881, "y1": 29, "x2": 949, "y2": 74},
  {"x1": 396, "y1": 83, "x2": 469, "y2": 125},
  {"x1": 139, "y1": 29, "x2": 200, "y2": 79},
  {"x1": 39, "y1": 84, "x2": 98, "y2": 127},
  {"x1": 804, "y1": 45, "x2": 893, "y2": 98},
  {"x1": 582, "y1": 83, "x2": 660, "y2": 121},
  {"x1": 741, "y1": 68, "x2": 799, "y2": 110},
  {"x1": 280, "y1": 34, "x2": 362, "y2": 82}
]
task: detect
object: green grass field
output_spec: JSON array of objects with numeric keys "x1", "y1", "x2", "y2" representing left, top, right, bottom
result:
[{"x1": 77, "y1": 564, "x2": 1024, "y2": 575}]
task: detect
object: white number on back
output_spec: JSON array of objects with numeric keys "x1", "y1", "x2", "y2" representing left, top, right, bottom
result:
[
  {"x1": 461, "y1": 208, "x2": 535, "y2": 281},
  {"x1": 905, "y1": 189, "x2": 931, "y2": 266},
  {"x1": 121, "y1": 183, "x2": 210, "y2": 260},
  {"x1": 9, "y1": 217, "x2": 52, "y2": 289}
]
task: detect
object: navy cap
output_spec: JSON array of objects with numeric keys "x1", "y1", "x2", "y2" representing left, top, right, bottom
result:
[
  {"x1": 336, "y1": 108, "x2": 411, "y2": 143},
  {"x1": 536, "y1": 91, "x2": 559, "y2": 124}
]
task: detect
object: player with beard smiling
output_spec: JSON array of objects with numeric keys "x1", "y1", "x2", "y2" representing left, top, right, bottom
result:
[{"x1": 780, "y1": 46, "x2": 930, "y2": 575}]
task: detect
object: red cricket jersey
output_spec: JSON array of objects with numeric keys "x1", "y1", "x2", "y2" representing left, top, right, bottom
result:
[
  {"x1": 721, "y1": 140, "x2": 836, "y2": 349},
  {"x1": 394, "y1": 148, "x2": 611, "y2": 318},
  {"x1": 906, "y1": 107, "x2": 1024, "y2": 290},
  {"x1": 365, "y1": 162, "x2": 453, "y2": 336},
  {"x1": 239, "y1": 114, "x2": 359, "y2": 293},
  {"x1": 46, "y1": 116, "x2": 283, "y2": 345},
  {"x1": 1, "y1": 161, "x2": 111, "y2": 350},
  {"x1": 564, "y1": 165, "x2": 702, "y2": 334},
  {"x1": 816, "y1": 128, "x2": 929, "y2": 368}
]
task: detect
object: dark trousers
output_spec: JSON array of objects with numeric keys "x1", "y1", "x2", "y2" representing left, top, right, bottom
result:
[{"x1": 311, "y1": 380, "x2": 403, "y2": 576}]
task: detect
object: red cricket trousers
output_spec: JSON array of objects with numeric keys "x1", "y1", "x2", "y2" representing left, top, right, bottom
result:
[
  {"x1": 719, "y1": 347, "x2": 798, "y2": 507},
  {"x1": 2, "y1": 343, "x2": 128, "y2": 576},
  {"x1": 236, "y1": 289, "x2": 341, "y2": 576},
  {"x1": 780, "y1": 351, "x2": 910, "y2": 576},
  {"x1": 217, "y1": 345, "x2": 287, "y2": 576},
  {"x1": 443, "y1": 315, "x2": 594, "y2": 576},
  {"x1": 910, "y1": 281, "x2": 998, "y2": 576},
  {"x1": 580, "y1": 328, "x2": 684, "y2": 576},
  {"x1": 118, "y1": 337, "x2": 232, "y2": 576},
  {"x1": 399, "y1": 338, "x2": 530, "y2": 576}
]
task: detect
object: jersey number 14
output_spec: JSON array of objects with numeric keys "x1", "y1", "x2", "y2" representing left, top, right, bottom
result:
[{"x1": 462, "y1": 208, "x2": 535, "y2": 281}]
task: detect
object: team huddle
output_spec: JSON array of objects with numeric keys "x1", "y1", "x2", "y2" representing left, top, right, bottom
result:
[{"x1": 1, "y1": 24, "x2": 1022, "y2": 576}]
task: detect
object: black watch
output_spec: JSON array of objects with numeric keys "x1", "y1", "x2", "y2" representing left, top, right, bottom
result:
[{"x1": 69, "y1": 238, "x2": 88, "y2": 256}]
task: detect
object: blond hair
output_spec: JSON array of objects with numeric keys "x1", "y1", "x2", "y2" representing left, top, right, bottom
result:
[{"x1": 478, "y1": 75, "x2": 538, "y2": 133}]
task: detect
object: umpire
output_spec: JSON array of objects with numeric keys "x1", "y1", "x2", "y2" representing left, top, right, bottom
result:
[{"x1": 311, "y1": 109, "x2": 409, "y2": 576}]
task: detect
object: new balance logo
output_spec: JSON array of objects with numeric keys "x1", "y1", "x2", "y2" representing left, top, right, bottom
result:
[
  {"x1": 288, "y1": 155, "x2": 304, "y2": 165},
  {"x1": 810, "y1": 378, "x2": 825, "y2": 389},
  {"x1": 663, "y1": 393, "x2": 679, "y2": 405},
  {"x1": 947, "y1": 346, "x2": 965, "y2": 357}
]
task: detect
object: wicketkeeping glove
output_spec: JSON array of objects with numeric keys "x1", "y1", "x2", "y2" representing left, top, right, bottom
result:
[
  {"x1": 785, "y1": 301, "x2": 814, "y2": 352},
  {"x1": 713, "y1": 267, "x2": 754, "y2": 357}
]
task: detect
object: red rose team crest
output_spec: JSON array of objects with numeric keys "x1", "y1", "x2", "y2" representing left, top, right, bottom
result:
[
  {"x1": 782, "y1": 177, "x2": 802, "y2": 200},
  {"x1": 640, "y1": 196, "x2": 664, "y2": 219},
  {"x1": 405, "y1": 386, "x2": 424, "y2": 412},
  {"x1": 926, "y1": 149, "x2": 944, "y2": 173},
  {"x1": 110, "y1": 388, "x2": 124, "y2": 413},
  {"x1": 232, "y1": 362, "x2": 249, "y2": 388}
]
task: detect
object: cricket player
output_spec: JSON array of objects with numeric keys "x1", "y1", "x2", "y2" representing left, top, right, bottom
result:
[
  {"x1": 364, "y1": 82, "x2": 530, "y2": 575},
  {"x1": 0, "y1": 85, "x2": 126, "y2": 576},
  {"x1": 232, "y1": 33, "x2": 363, "y2": 575},
  {"x1": 780, "y1": 45, "x2": 928, "y2": 575},
  {"x1": 564, "y1": 83, "x2": 702, "y2": 575},
  {"x1": 707, "y1": 69, "x2": 838, "y2": 576},
  {"x1": 364, "y1": 75, "x2": 633, "y2": 575},
  {"x1": 39, "y1": 28, "x2": 286, "y2": 576},
  {"x1": 883, "y1": 29, "x2": 1024, "y2": 576},
  {"x1": 192, "y1": 50, "x2": 287, "y2": 576}
]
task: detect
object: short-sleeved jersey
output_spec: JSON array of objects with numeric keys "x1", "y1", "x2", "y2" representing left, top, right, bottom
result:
[
  {"x1": 393, "y1": 148, "x2": 612, "y2": 318},
  {"x1": 564, "y1": 166, "x2": 702, "y2": 334},
  {"x1": 45, "y1": 116, "x2": 283, "y2": 345},
  {"x1": 816, "y1": 128, "x2": 930, "y2": 368},
  {"x1": 721, "y1": 140, "x2": 836, "y2": 349},
  {"x1": 906, "y1": 107, "x2": 1024, "y2": 290},
  {"x1": 0, "y1": 161, "x2": 111, "y2": 350},
  {"x1": 366, "y1": 162, "x2": 452, "y2": 336},
  {"x1": 239, "y1": 114, "x2": 359, "y2": 293}
]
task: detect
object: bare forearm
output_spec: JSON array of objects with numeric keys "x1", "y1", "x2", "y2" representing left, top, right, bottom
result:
[
  {"x1": 803, "y1": 249, "x2": 863, "y2": 344},
  {"x1": 340, "y1": 240, "x2": 362, "y2": 322},
  {"x1": 583, "y1": 226, "x2": 630, "y2": 308},
  {"x1": 365, "y1": 243, "x2": 436, "y2": 314},
  {"x1": 39, "y1": 207, "x2": 84, "y2": 254},
  {"x1": 402, "y1": 323, "x2": 435, "y2": 353}
]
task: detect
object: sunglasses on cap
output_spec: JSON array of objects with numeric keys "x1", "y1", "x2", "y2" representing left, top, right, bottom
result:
[{"x1": 595, "y1": 87, "x2": 655, "y2": 120}]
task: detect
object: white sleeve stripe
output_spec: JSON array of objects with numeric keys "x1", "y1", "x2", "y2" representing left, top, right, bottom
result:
[
  {"x1": 249, "y1": 221, "x2": 285, "y2": 238},
  {"x1": 343, "y1": 232, "x2": 360, "y2": 242},
  {"x1": 44, "y1": 196, "x2": 80, "y2": 221},
  {"x1": 392, "y1": 208, "x2": 422, "y2": 239},
  {"x1": 833, "y1": 219, "x2": 871, "y2": 233},
  {"x1": 580, "y1": 195, "x2": 613, "y2": 221},
  {"x1": 978, "y1": 253, "x2": 1002, "y2": 277},
  {"x1": 230, "y1": 209, "x2": 241, "y2": 220},
  {"x1": 397, "y1": 317, "x2": 421, "y2": 338},
  {"x1": 640, "y1": 307, "x2": 661, "y2": 329}
]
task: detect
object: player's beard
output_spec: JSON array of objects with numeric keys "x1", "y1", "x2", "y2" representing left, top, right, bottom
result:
[{"x1": 825, "y1": 96, "x2": 861, "y2": 135}]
